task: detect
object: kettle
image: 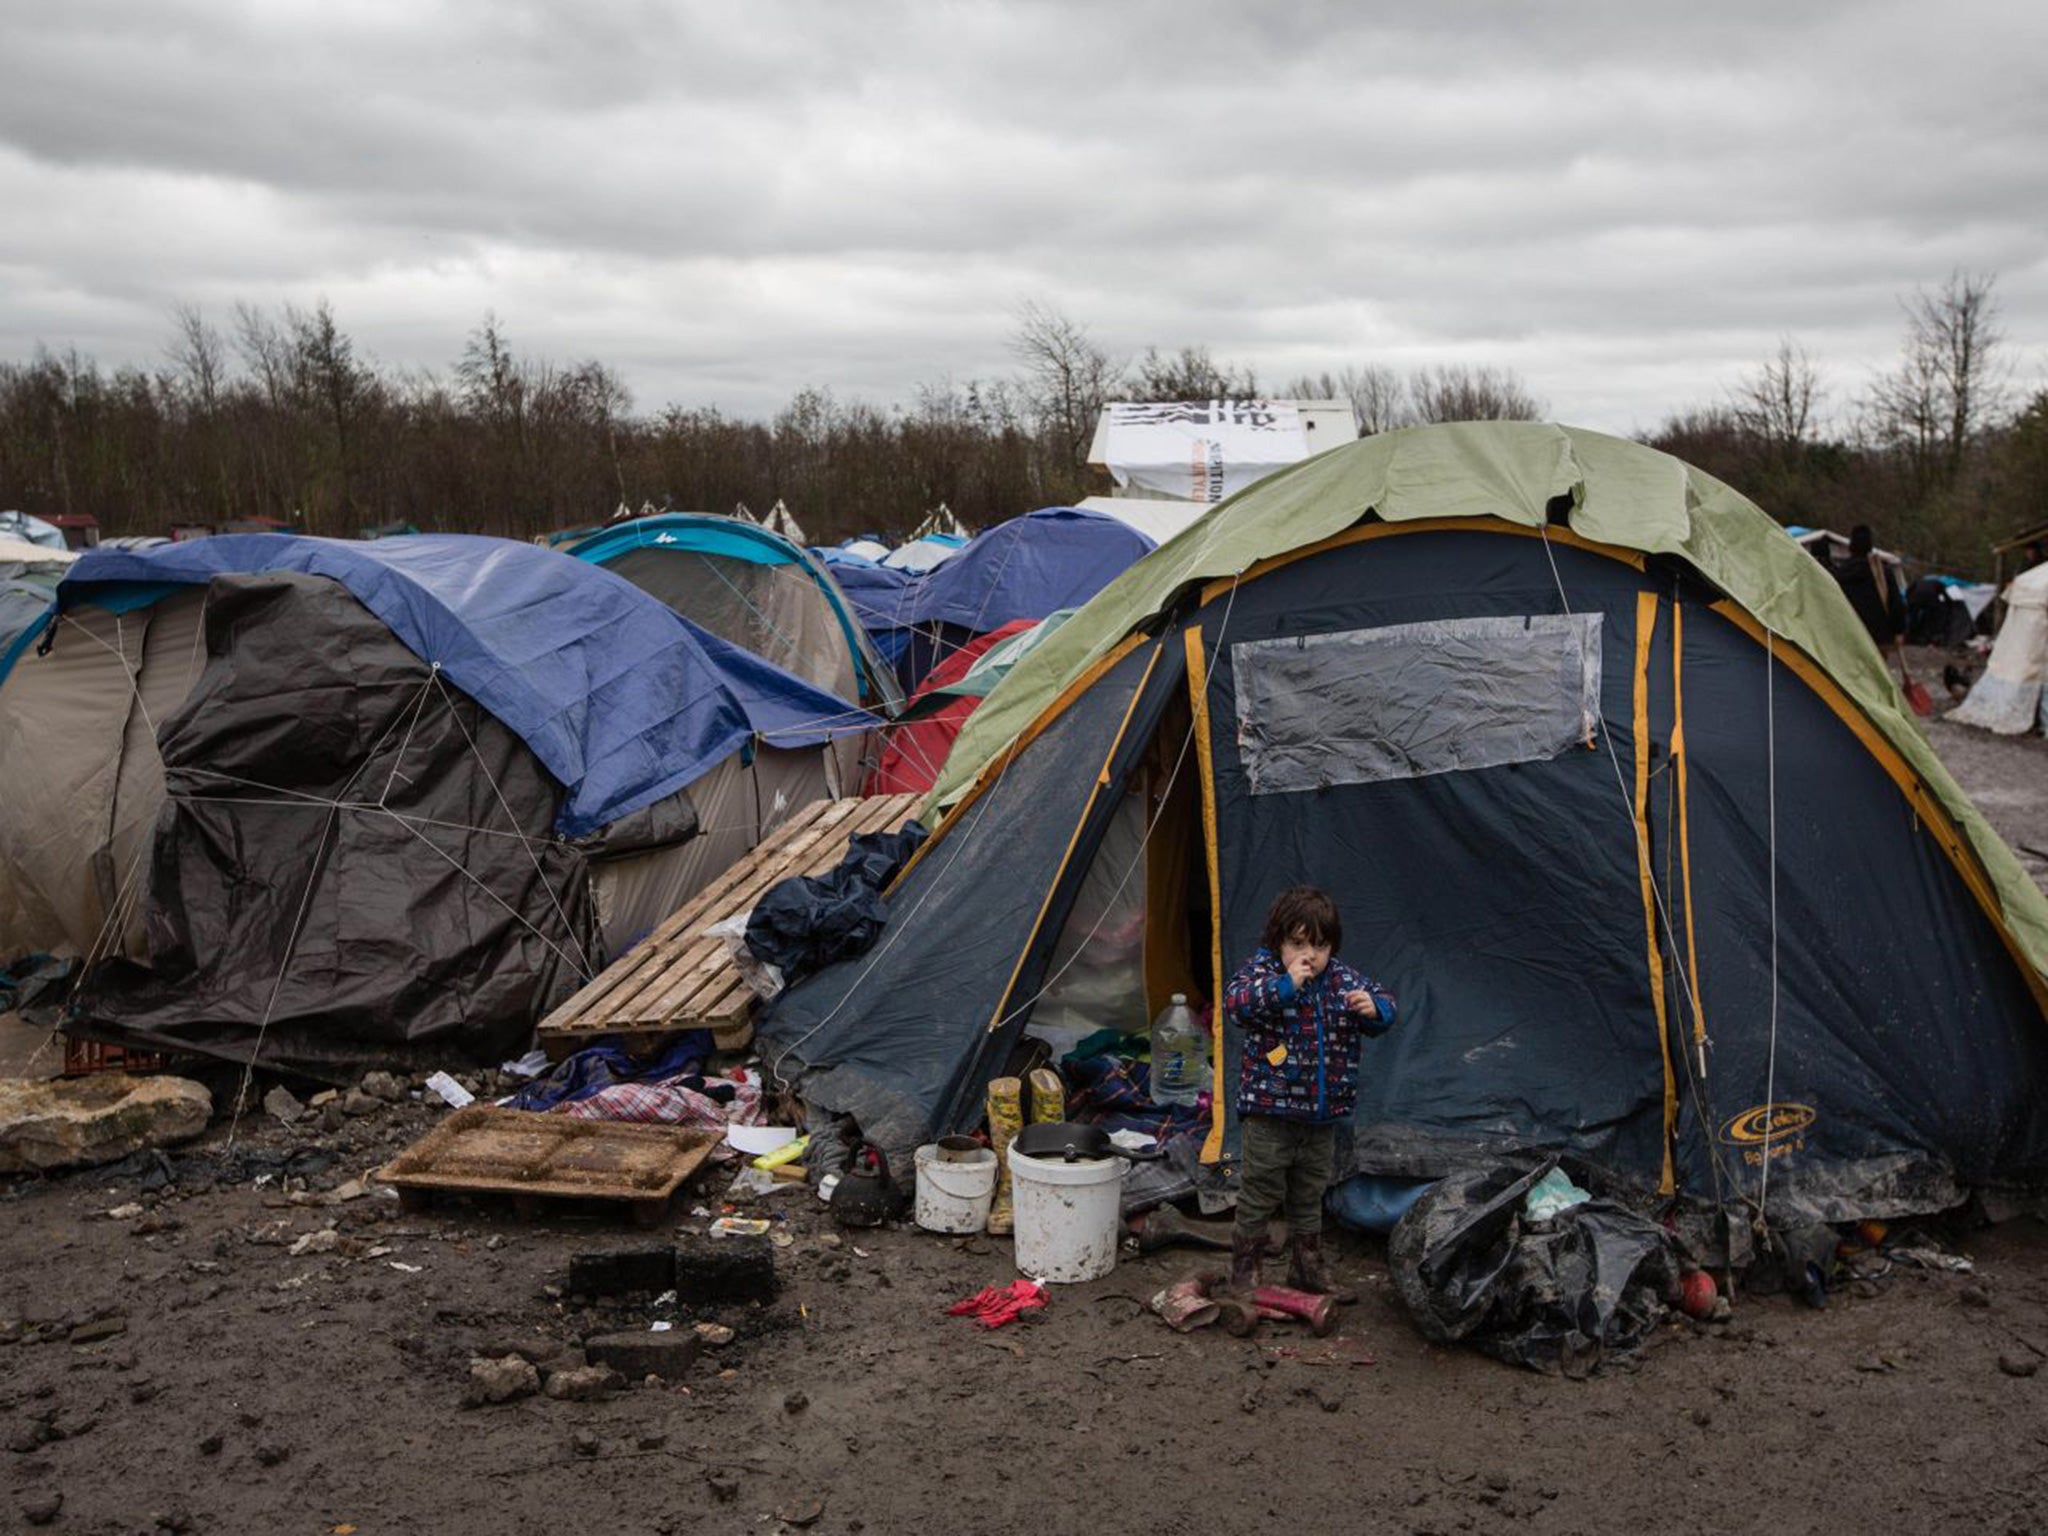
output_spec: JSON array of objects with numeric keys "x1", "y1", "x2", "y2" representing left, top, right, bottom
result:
[{"x1": 829, "y1": 1142, "x2": 906, "y2": 1228}]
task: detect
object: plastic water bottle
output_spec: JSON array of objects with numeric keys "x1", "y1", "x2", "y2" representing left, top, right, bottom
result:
[{"x1": 1149, "y1": 994, "x2": 1208, "y2": 1107}]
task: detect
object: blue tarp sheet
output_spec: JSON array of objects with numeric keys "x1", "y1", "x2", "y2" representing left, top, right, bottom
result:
[{"x1": 57, "y1": 534, "x2": 859, "y2": 837}]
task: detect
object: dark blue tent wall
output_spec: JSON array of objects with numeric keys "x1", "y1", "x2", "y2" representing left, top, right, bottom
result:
[{"x1": 1195, "y1": 526, "x2": 2047, "y2": 1220}]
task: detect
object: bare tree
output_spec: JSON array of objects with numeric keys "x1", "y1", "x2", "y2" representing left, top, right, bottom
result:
[
  {"x1": 1008, "y1": 301, "x2": 1122, "y2": 471},
  {"x1": 232, "y1": 301, "x2": 293, "y2": 413},
  {"x1": 164, "y1": 302, "x2": 227, "y2": 415},
  {"x1": 1866, "y1": 269, "x2": 2010, "y2": 489},
  {"x1": 1130, "y1": 343, "x2": 1257, "y2": 402},
  {"x1": 1409, "y1": 364, "x2": 1544, "y2": 423},
  {"x1": 1731, "y1": 337, "x2": 1825, "y2": 458},
  {"x1": 1283, "y1": 364, "x2": 1408, "y2": 435}
]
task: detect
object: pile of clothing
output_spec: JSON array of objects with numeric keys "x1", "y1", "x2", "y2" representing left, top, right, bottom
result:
[{"x1": 504, "y1": 1034, "x2": 763, "y2": 1130}]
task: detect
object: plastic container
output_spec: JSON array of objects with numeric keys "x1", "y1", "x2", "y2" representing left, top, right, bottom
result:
[
  {"x1": 1148, "y1": 993, "x2": 1208, "y2": 1108},
  {"x1": 1007, "y1": 1142, "x2": 1125, "y2": 1283},
  {"x1": 913, "y1": 1140, "x2": 999, "y2": 1234}
]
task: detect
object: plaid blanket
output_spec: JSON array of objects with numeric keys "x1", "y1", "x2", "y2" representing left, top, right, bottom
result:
[
  {"x1": 557, "y1": 1076, "x2": 763, "y2": 1129},
  {"x1": 1061, "y1": 1051, "x2": 1208, "y2": 1147},
  {"x1": 503, "y1": 1033, "x2": 714, "y2": 1111}
]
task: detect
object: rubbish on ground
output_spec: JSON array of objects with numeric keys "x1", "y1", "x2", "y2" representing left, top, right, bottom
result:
[
  {"x1": 1888, "y1": 1247, "x2": 1974, "y2": 1273},
  {"x1": 1252, "y1": 1283, "x2": 1338, "y2": 1337},
  {"x1": 817, "y1": 1174, "x2": 840, "y2": 1204},
  {"x1": 1390, "y1": 1159, "x2": 1685, "y2": 1376},
  {"x1": 500, "y1": 1049, "x2": 549, "y2": 1078},
  {"x1": 424, "y1": 1071, "x2": 475, "y2": 1109},
  {"x1": 726, "y1": 1124, "x2": 798, "y2": 1157},
  {"x1": 375, "y1": 1106, "x2": 720, "y2": 1227},
  {"x1": 1522, "y1": 1167, "x2": 1592, "y2": 1221},
  {"x1": 1150, "y1": 1276, "x2": 1221, "y2": 1332},
  {"x1": 727, "y1": 1166, "x2": 802, "y2": 1199},
  {"x1": 946, "y1": 1278, "x2": 1047, "y2": 1329},
  {"x1": 1677, "y1": 1268, "x2": 1720, "y2": 1319},
  {"x1": 751, "y1": 1134, "x2": 809, "y2": 1171},
  {"x1": 694, "y1": 1323, "x2": 736, "y2": 1347},
  {"x1": 1130, "y1": 1204, "x2": 1234, "y2": 1254},
  {"x1": 708, "y1": 1217, "x2": 771, "y2": 1238}
]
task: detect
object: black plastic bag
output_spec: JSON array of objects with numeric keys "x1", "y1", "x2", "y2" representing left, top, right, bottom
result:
[
  {"x1": 743, "y1": 822, "x2": 928, "y2": 984},
  {"x1": 1389, "y1": 1158, "x2": 1686, "y2": 1376}
]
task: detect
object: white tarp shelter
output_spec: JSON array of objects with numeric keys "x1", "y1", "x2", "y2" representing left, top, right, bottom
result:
[
  {"x1": 1949, "y1": 563, "x2": 2048, "y2": 735},
  {"x1": 1087, "y1": 399, "x2": 1357, "y2": 504}
]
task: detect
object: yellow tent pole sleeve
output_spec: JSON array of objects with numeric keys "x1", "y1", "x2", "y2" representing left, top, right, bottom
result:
[
  {"x1": 1632, "y1": 592, "x2": 1678, "y2": 1196},
  {"x1": 1674, "y1": 603, "x2": 1708, "y2": 1060},
  {"x1": 1186, "y1": 623, "x2": 1229, "y2": 1166}
]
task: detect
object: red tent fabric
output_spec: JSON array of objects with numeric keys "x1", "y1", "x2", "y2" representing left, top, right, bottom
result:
[{"x1": 869, "y1": 619, "x2": 1036, "y2": 795}]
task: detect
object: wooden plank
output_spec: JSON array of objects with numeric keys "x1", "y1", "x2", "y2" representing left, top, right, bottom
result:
[
  {"x1": 536, "y1": 798, "x2": 843, "y2": 1032},
  {"x1": 536, "y1": 794, "x2": 921, "y2": 1054},
  {"x1": 591, "y1": 795, "x2": 907, "y2": 1025}
]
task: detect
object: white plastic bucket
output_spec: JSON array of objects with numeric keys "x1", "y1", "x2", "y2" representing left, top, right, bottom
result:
[
  {"x1": 1007, "y1": 1143, "x2": 1125, "y2": 1283},
  {"x1": 913, "y1": 1142, "x2": 999, "y2": 1234}
]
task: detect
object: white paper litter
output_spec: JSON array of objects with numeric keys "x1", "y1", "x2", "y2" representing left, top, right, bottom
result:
[
  {"x1": 726, "y1": 1124, "x2": 798, "y2": 1156},
  {"x1": 424, "y1": 1070, "x2": 475, "y2": 1109}
]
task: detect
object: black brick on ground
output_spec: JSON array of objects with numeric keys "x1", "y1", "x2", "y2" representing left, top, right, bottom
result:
[{"x1": 674, "y1": 1235, "x2": 778, "y2": 1304}]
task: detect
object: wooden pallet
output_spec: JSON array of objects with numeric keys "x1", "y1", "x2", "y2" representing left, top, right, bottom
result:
[
  {"x1": 375, "y1": 1106, "x2": 721, "y2": 1228},
  {"x1": 538, "y1": 793, "x2": 923, "y2": 1058}
]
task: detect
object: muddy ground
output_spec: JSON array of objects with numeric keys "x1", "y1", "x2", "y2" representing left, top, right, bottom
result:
[{"x1": 2, "y1": 652, "x2": 2045, "y2": 1536}]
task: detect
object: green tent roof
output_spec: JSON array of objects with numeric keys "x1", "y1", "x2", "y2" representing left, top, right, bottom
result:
[{"x1": 928, "y1": 420, "x2": 2048, "y2": 991}]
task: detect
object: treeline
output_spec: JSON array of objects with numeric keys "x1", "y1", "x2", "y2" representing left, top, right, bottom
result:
[
  {"x1": 0, "y1": 300, "x2": 1551, "y2": 547},
  {"x1": 0, "y1": 279, "x2": 2041, "y2": 570},
  {"x1": 1649, "y1": 273, "x2": 2047, "y2": 574}
]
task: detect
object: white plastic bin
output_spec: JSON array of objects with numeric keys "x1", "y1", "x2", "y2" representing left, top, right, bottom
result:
[
  {"x1": 1007, "y1": 1143, "x2": 1125, "y2": 1283},
  {"x1": 913, "y1": 1142, "x2": 998, "y2": 1234}
]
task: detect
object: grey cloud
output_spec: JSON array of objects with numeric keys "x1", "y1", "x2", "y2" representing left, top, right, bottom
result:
[{"x1": 0, "y1": 0, "x2": 2043, "y2": 432}]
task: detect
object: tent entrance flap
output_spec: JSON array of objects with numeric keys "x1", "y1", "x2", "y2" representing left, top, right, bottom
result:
[{"x1": 939, "y1": 636, "x2": 1186, "y2": 1134}]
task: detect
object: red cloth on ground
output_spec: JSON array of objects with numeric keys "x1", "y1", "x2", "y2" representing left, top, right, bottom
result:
[{"x1": 945, "y1": 1278, "x2": 1047, "y2": 1329}]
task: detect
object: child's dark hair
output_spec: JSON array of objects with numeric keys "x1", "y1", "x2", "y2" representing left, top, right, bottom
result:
[{"x1": 1261, "y1": 885, "x2": 1341, "y2": 954}]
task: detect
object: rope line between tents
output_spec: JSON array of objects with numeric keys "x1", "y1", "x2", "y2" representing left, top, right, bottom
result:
[{"x1": 427, "y1": 669, "x2": 595, "y2": 981}]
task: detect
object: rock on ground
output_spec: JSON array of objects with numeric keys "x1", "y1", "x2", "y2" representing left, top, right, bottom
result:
[{"x1": 0, "y1": 1074, "x2": 212, "y2": 1173}]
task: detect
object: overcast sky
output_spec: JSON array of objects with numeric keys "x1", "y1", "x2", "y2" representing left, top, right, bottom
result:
[{"x1": 1, "y1": 0, "x2": 2043, "y2": 436}]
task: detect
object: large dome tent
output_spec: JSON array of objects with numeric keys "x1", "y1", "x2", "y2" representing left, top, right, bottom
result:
[
  {"x1": 565, "y1": 514, "x2": 902, "y2": 721},
  {"x1": 761, "y1": 422, "x2": 2048, "y2": 1230}
]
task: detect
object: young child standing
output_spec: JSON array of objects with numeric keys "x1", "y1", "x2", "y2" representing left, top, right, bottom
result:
[{"x1": 1223, "y1": 885, "x2": 1397, "y2": 1301}]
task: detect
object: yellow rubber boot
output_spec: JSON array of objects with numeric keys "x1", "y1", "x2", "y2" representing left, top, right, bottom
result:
[
  {"x1": 1026, "y1": 1067, "x2": 1065, "y2": 1126},
  {"x1": 985, "y1": 1076, "x2": 1024, "y2": 1236}
]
